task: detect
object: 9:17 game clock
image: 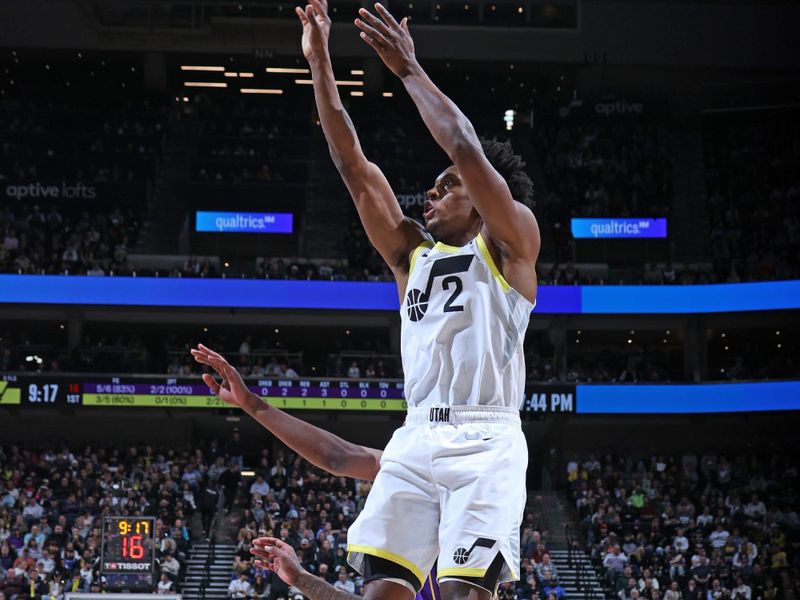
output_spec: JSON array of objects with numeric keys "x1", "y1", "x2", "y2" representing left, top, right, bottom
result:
[{"x1": 101, "y1": 516, "x2": 156, "y2": 582}]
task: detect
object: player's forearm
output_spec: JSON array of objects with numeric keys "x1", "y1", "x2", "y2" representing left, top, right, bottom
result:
[
  {"x1": 294, "y1": 572, "x2": 361, "y2": 600},
  {"x1": 308, "y1": 53, "x2": 367, "y2": 173},
  {"x1": 241, "y1": 393, "x2": 374, "y2": 478},
  {"x1": 401, "y1": 62, "x2": 480, "y2": 161}
]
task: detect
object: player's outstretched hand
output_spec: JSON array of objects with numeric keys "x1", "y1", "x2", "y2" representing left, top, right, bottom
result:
[
  {"x1": 190, "y1": 344, "x2": 259, "y2": 411},
  {"x1": 251, "y1": 537, "x2": 304, "y2": 586},
  {"x1": 296, "y1": 0, "x2": 332, "y2": 62},
  {"x1": 355, "y1": 3, "x2": 416, "y2": 78}
]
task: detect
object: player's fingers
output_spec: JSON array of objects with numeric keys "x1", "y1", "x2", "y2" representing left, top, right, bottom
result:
[
  {"x1": 401, "y1": 16, "x2": 409, "y2": 31},
  {"x1": 374, "y1": 3, "x2": 401, "y2": 28},
  {"x1": 309, "y1": 0, "x2": 329, "y2": 20},
  {"x1": 355, "y1": 21, "x2": 386, "y2": 49},
  {"x1": 190, "y1": 349, "x2": 210, "y2": 364},
  {"x1": 305, "y1": 4, "x2": 320, "y2": 28},
  {"x1": 357, "y1": 8, "x2": 392, "y2": 37},
  {"x1": 295, "y1": 5, "x2": 309, "y2": 24},
  {"x1": 198, "y1": 344, "x2": 226, "y2": 362},
  {"x1": 250, "y1": 548, "x2": 271, "y2": 559},
  {"x1": 359, "y1": 30, "x2": 384, "y2": 53},
  {"x1": 202, "y1": 373, "x2": 222, "y2": 395}
]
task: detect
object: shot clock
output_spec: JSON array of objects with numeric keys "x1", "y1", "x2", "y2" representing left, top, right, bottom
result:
[{"x1": 101, "y1": 516, "x2": 156, "y2": 579}]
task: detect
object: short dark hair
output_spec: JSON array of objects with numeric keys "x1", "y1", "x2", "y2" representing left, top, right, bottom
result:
[{"x1": 480, "y1": 137, "x2": 535, "y2": 208}]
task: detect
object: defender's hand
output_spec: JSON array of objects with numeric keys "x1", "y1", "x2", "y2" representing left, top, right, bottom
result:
[
  {"x1": 251, "y1": 537, "x2": 304, "y2": 586},
  {"x1": 191, "y1": 344, "x2": 260, "y2": 411},
  {"x1": 355, "y1": 3, "x2": 416, "y2": 78},
  {"x1": 296, "y1": 0, "x2": 332, "y2": 62}
]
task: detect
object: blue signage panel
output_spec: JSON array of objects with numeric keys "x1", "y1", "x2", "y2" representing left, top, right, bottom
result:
[
  {"x1": 196, "y1": 211, "x2": 293, "y2": 234},
  {"x1": 576, "y1": 381, "x2": 800, "y2": 414},
  {"x1": 1, "y1": 276, "x2": 800, "y2": 314},
  {"x1": 571, "y1": 218, "x2": 667, "y2": 239},
  {"x1": 581, "y1": 280, "x2": 800, "y2": 314}
]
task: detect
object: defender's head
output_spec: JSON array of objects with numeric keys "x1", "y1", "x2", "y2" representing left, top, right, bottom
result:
[{"x1": 423, "y1": 138, "x2": 534, "y2": 243}]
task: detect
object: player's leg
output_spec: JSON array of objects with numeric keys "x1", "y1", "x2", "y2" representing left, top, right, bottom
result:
[
  {"x1": 438, "y1": 580, "x2": 493, "y2": 600},
  {"x1": 347, "y1": 425, "x2": 440, "y2": 595},
  {"x1": 362, "y1": 578, "x2": 417, "y2": 600},
  {"x1": 433, "y1": 415, "x2": 528, "y2": 600}
]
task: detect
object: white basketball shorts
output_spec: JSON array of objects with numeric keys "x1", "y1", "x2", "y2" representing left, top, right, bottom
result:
[{"x1": 347, "y1": 405, "x2": 528, "y2": 591}]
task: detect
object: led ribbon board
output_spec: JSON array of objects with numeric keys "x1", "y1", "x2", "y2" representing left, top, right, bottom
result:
[
  {"x1": 2, "y1": 276, "x2": 799, "y2": 313},
  {"x1": 4, "y1": 376, "x2": 800, "y2": 414}
]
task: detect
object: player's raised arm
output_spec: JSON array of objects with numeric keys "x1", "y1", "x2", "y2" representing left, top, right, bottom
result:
[
  {"x1": 191, "y1": 344, "x2": 382, "y2": 481},
  {"x1": 296, "y1": 0, "x2": 430, "y2": 285},
  {"x1": 354, "y1": 4, "x2": 539, "y2": 266}
]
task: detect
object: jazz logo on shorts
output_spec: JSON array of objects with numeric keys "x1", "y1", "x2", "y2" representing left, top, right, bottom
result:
[
  {"x1": 452, "y1": 537, "x2": 497, "y2": 565},
  {"x1": 406, "y1": 255, "x2": 474, "y2": 322}
]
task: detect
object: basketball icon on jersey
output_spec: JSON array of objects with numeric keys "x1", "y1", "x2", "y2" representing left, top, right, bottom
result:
[
  {"x1": 452, "y1": 537, "x2": 497, "y2": 565},
  {"x1": 405, "y1": 254, "x2": 474, "y2": 322}
]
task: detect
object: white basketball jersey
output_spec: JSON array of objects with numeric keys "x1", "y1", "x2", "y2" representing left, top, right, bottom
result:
[{"x1": 400, "y1": 233, "x2": 534, "y2": 409}]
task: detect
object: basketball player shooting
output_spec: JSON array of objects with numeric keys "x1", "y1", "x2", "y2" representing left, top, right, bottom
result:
[{"x1": 248, "y1": 0, "x2": 538, "y2": 598}]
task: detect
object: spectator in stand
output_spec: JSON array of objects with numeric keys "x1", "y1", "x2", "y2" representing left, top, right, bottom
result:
[
  {"x1": 159, "y1": 553, "x2": 180, "y2": 579},
  {"x1": 249, "y1": 474, "x2": 270, "y2": 498},
  {"x1": 535, "y1": 552, "x2": 559, "y2": 583},
  {"x1": 541, "y1": 571, "x2": 566, "y2": 599},
  {"x1": 220, "y1": 462, "x2": 242, "y2": 514},
  {"x1": 157, "y1": 573, "x2": 174, "y2": 594},
  {"x1": 346, "y1": 362, "x2": 360, "y2": 379},
  {"x1": 228, "y1": 572, "x2": 252, "y2": 598},
  {"x1": 333, "y1": 570, "x2": 355, "y2": 594}
]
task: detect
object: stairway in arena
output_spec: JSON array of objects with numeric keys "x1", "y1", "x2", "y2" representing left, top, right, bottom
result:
[
  {"x1": 180, "y1": 542, "x2": 236, "y2": 600},
  {"x1": 547, "y1": 548, "x2": 606, "y2": 600}
]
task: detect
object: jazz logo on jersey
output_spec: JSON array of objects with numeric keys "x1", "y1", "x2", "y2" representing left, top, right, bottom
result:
[
  {"x1": 452, "y1": 537, "x2": 496, "y2": 565},
  {"x1": 406, "y1": 255, "x2": 474, "y2": 322}
]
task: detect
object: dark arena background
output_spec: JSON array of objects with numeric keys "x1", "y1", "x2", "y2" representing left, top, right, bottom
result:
[{"x1": 1, "y1": 1, "x2": 799, "y2": 600}]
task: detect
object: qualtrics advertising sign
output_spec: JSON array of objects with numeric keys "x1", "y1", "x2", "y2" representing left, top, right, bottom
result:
[
  {"x1": 571, "y1": 218, "x2": 667, "y2": 239},
  {"x1": 195, "y1": 211, "x2": 294, "y2": 234}
]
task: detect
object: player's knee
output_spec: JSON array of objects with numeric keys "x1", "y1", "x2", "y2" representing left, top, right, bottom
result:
[{"x1": 439, "y1": 580, "x2": 493, "y2": 600}]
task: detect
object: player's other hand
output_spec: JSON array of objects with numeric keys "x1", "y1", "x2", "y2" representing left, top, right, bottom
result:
[
  {"x1": 190, "y1": 344, "x2": 259, "y2": 411},
  {"x1": 296, "y1": 0, "x2": 332, "y2": 62},
  {"x1": 355, "y1": 3, "x2": 416, "y2": 78},
  {"x1": 251, "y1": 537, "x2": 304, "y2": 586}
]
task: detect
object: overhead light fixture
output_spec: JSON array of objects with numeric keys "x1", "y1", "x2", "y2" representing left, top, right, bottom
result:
[
  {"x1": 238, "y1": 72, "x2": 254, "y2": 78},
  {"x1": 184, "y1": 82, "x2": 228, "y2": 88},
  {"x1": 181, "y1": 66, "x2": 225, "y2": 72},
  {"x1": 267, "y1": 67, "x2": 310, "y2": 74},
  {"x1": 382, "y1": 92, "x2": 393, "y2": 97},
  {"x1": 351, "y1": 91, "x2": 364, "y2": 96},
  {"x1": 241, "y1": 88, "x2": 284, "y2": 94},
  {"x1": 351, "y1": 69, "x2": 365, "y2": 75},
  {"x1": 295, "y1": 79, "x2": 363, "y2": 87},
  {"x1": 224, "y1": 72, "x2": 239, "y2": 78}
]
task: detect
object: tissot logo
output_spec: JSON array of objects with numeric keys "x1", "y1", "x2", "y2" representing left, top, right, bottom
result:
[{"x1": 5, "y1": 182, "x2": 97, "y2": 200}]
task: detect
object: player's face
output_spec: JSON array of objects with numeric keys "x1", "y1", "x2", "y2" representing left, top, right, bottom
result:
[{"x1": 423, "y1": 166, "x2": 480, "y2": 241}]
